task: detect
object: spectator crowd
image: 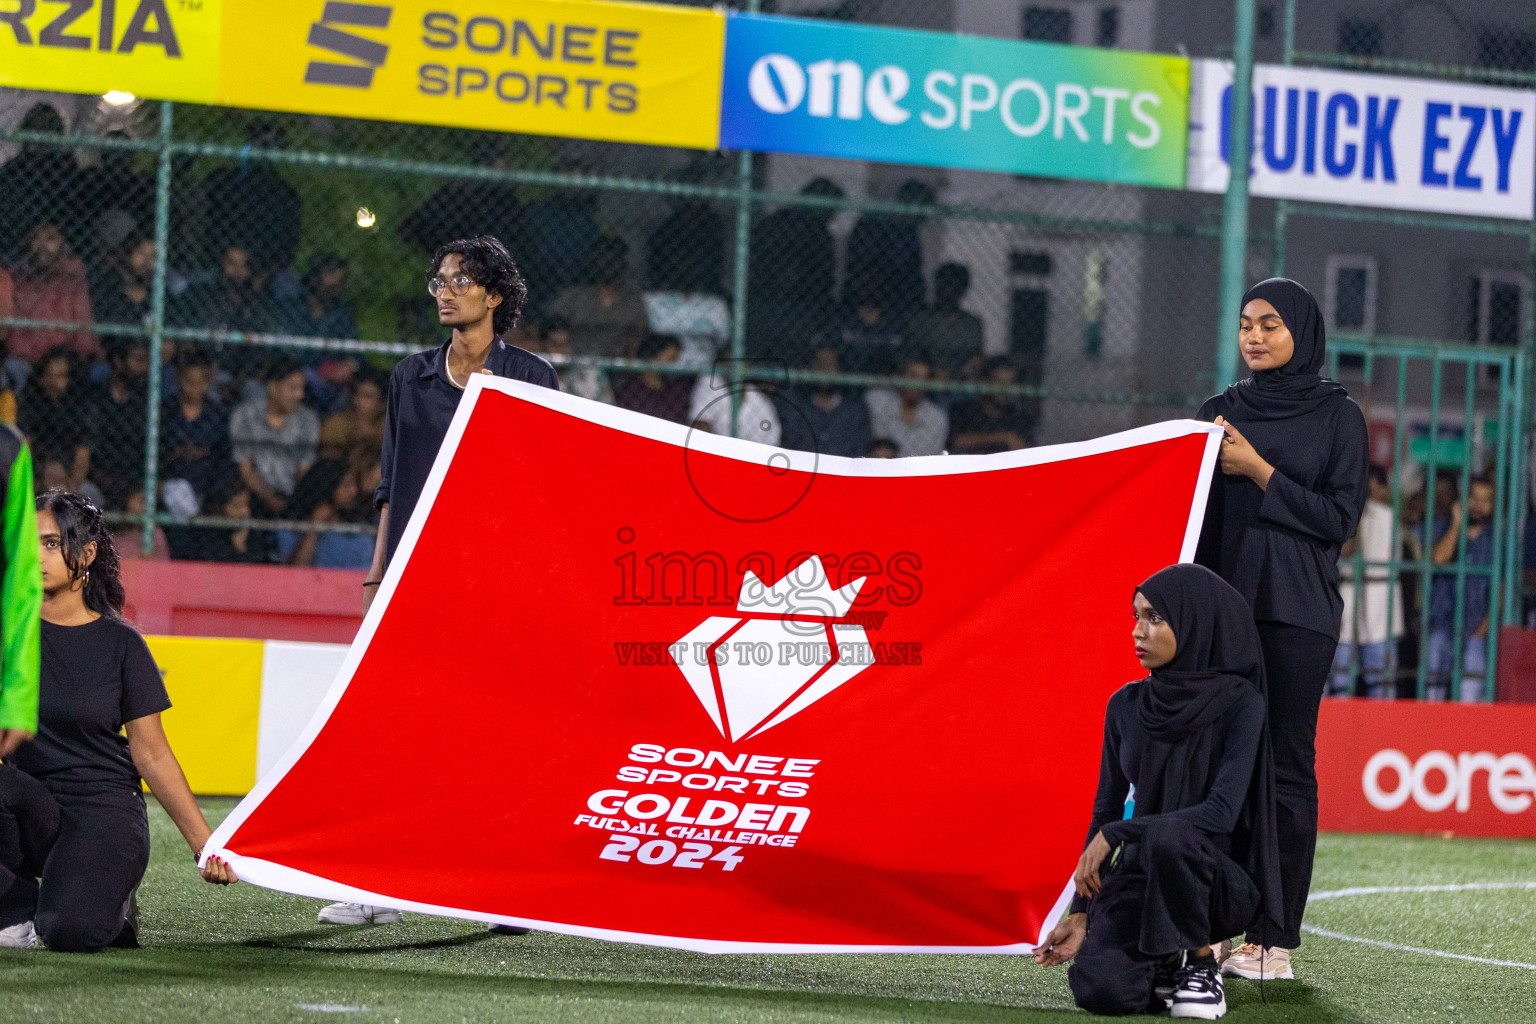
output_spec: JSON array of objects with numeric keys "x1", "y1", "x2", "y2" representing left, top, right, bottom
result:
[
  {"x1": 0, "y1": 106, "x2": 1032, "y2": 574},
  {"x1": 1330, "y1": 466, "x2": 1507, "y2": 704},
  {"x1": 0, "y1": 102, "x2": 1519, "y2": 704}
]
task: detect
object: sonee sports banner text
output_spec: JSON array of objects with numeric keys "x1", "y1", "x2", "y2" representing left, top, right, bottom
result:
[
  {"x1": 0, "y1": 0, "x2": 726, "y2": 150},
  {"x1": 204, "y1": 378, "x2": 1220, "y2": 953}
]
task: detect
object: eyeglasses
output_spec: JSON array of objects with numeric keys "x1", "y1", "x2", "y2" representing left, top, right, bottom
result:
[{"x1": 427, "y1": 273, "x2": 476, "y2": 298}]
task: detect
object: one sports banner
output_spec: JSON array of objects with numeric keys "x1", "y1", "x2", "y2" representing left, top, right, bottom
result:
[
  {"x1": 205, "y1": 377, "x2": 1220, "y2": 953},
  {"x1": 720, "y1": 13, "x2": 1190, "y2": 189}
]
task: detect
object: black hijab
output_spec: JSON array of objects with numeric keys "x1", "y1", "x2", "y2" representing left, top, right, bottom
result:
[
  {"x1": 1219, "y1": 277, "x2": 1348, "y2": 421},
  {"x1": 1134, "y1": 564, "x2": 1284, "y2": 944}
]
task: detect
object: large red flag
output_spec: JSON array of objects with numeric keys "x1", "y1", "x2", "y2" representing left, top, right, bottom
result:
[{"x1": 205, "y1": 377, "x2": 1220, "y2": 953}]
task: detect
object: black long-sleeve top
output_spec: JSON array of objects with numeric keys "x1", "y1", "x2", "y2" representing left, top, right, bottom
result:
[
  {"x1": 1070, "y1": 681, "x2": 1265, "y2": 914},
  {"x1": 1194, "y1": 393, "x2": 1369, "y2": 640},
  {"x1": 375, "y1": 339, "x2": 558, "y2": 565}
]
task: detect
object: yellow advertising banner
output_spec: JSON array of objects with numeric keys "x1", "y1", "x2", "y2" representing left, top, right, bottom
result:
[
  {"x1": 148, "y1": 635, "x2": 263, "y2": 796},
  {"x1": 0, "y1": 0, "x2": 725, "y2": 150},
  {"x1": 0, "y1": 0, "x2": 222, "y2": 103}
]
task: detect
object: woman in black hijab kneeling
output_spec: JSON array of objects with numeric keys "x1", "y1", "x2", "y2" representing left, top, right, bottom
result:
[
  {"x1": 1195, "y1": 279, "x2": 1368, "y2": 978},
  {"x1": 1035, "y1": 565, "x2": 1282, "y2": 1020}
]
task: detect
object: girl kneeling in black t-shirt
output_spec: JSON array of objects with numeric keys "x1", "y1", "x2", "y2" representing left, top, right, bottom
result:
[{"x1": 0, "y1": 490, "x2": 235, "y2": 952}]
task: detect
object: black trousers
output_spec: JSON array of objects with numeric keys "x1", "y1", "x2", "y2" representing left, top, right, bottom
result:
[
  {"x1": 1254, "y1": 620, "x2": 1336, "y2": 950},
  {"x1": 0, "y1": 765, "x2": 150, "y2": 953},
  {"x1": 1068, "y1": 819, "x2": 1259, "y2": 1016}
]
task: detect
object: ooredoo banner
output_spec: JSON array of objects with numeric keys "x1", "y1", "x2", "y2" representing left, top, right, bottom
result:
[
  {"x1": 205, "y1": 377, "x2": 1220, "y2": 952},
  {"x1": 720, "y1": 13, "x2": 1190, "y2": 189},
  {"x1": 0, "y1": 0, "x2": 726, "y2": 150},
  {"x1": 1317, "y1": 699, "x2": 1536, "y2": 838}
]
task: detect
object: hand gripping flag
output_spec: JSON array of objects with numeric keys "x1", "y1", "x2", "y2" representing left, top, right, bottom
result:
[{"x1": 204, "y1": 376, "x2": 1221, "y2": 953}]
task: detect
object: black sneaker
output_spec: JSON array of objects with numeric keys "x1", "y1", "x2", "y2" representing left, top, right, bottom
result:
[
  {"x1": 110, "y1": 891, "x2": 141, "y2": 949},
  {"x1": 487, "y1": 924, "x2": 530, "y2": 935},
  {"x1": 1153, "y1": 952, "x2": 1185, "y2": 1008},
  {"x1": 1170, "y1": 955, "x2": 1226, "y2": 1020}
]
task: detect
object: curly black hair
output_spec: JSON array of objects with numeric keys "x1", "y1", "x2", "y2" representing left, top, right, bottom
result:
[
  {"x1": 427, "y1": 235, "x2": 528, "y2": 336},
  {"x1": 37, "y1": 489, "x2": 126, "y2": 618}
]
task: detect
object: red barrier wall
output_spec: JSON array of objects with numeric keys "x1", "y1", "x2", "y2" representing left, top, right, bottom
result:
[
  {"x1": 122, "y1": 561, "x2": 365, "y2": 644},
  {"x1": 1318, "y1": 698, "x2": 1536, "y2": 838}
]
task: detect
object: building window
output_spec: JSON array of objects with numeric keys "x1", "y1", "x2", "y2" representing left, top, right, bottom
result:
[
  {"x1": 1009, "y1": 249, "x2": 1052, "y2": 384},
  {"x1": 1097, "y1": 7, "x2": 1120, "y2": 48},
  {"x1": 1023, "y1": 7, "x2": 1073, "y2": 43},
  {"x1": 1338, "y1": 18, "x2": 1385, "y2": 57},
  {"x1": 1468, "y1": 270, "x2": 1524, "y2": 347},
  {"x1": 1010, "y1": 251, "x2": 1053, "y2": 276},
  {"x1": 1478, "y1": 30, "x2": 1536, "y2": 73},
  {"x1": 1083, "y1": 250, "x2": 1107, "y2": 358},
  {"x1": 1325, "y1": 256, "x2": 1378, "y2": 336},
  {"x1": 1257, "y1": 6, "x2": 1276, "y2": 39}
]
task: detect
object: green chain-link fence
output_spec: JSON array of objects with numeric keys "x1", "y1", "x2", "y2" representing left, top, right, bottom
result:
[
  {"x1": 0, "y1": 0, "x2": 1531, "y2": 699},
  {"x1": 1272, "y1": 0, "x2": 1536, "y2": 701}
]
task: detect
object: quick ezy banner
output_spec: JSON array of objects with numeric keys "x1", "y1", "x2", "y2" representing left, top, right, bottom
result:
[
  {"x1": 719, "y1": 12, "x2": 1190, "y2": 189},
  {"x1": 1187, "y1": 59, "x2": 1536, "y2": 220},
  {"x1": 204, "y1": 376, "x2": 1221, "y2": 953}
]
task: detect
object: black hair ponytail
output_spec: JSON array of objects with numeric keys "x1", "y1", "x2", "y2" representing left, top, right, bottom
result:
[{"x1": 37, "y1": 489, "x2": 126, "y2": 618}]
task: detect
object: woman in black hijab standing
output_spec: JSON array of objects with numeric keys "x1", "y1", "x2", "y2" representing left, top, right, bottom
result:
[
  {"x1": 1035, "y1": 564, "x2": 1282, "y2": 1019},
  {"x1": 1194, "y1": 278, "x2": 1368, "y2": 980}
]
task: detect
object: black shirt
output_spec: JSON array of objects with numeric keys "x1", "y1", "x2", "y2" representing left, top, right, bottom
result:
[
  {"x1": 612, "y1": 374, "x2": 695, "y2": 426},
  {"x1": 775, "y1": 388, "x2": 873, "y2": 459},
  {"x1": 87, "y1": 380, "x2": 148, "y2": 503},
  {"x1": 1194, "y1": 392, "x2": 1369, "y2": 639},
  {"x1": 947, "y1": 396, "x2": 1035, "y2": 453},
  {"x1": 160, "y1": 396, "x2": 234, "y2": 499},
  {"x1": 375, "y1": 338, "x2": 558, "y2": 563},
  {"x1": 167, "y1": 526, "x2": 277, "y2": 564},
  {"x1": 17, "y1": 383, "x2": 93, "y2": 469},
  {"x1": 1071, "y1": 681, "x2": 1265, "y2": 914},
  {"x1": 11, "y1": 618, "x2": 170, "y2": 792}
]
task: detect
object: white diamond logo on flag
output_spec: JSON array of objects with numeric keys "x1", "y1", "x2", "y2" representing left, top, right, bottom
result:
[{"x1": 675, "y1": 556, "x2": 872, "y2": 742}]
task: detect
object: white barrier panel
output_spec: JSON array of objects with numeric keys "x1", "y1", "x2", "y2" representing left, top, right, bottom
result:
[{"x1": 257, "y1": 641, "x2": 351, "y2": 780}]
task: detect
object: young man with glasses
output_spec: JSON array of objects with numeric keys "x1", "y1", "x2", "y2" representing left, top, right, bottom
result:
[{"x1": 317, "y1": 235, "x2": 556, "y2": 927}]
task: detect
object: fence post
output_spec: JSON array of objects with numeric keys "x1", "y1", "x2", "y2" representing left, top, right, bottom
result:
[
  {"x1": 1216, "y1": 0, "x2": 1257, "y2": 387},
  {"x1": 726, "y1": 0, "x2": 760, "y2": 439},
  {"x1": 1270, "y1": 0, "x2": 1297, "y2": 277},
  {"x1": 728, "y1": 148, "x2": 752, "y2": 439},
  {"x1": 1513, "y1": 225, "x2": 1536, "y2": 625},
  {"x1": 142, "y1": 100, "x2": 174, "y2": 556}
]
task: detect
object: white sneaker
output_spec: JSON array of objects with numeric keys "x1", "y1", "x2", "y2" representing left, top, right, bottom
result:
[
  {"x1": 1220, "y1": 942, "x2": 1293, "y2": 980},
  {"x1": 316, "y1": 902, "x2": 403, "y2": 925},
  {"x1": 0, "y1": 920, "x2": 38, "y2": 948},
  {"x1": 1170, "y1": 956, "x2": 1226, "y2": 1019}
]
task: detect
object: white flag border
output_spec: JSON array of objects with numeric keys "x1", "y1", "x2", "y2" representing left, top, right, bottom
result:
[{"x1": 204, "y1": 373, "x2": 1223, "y2": 954}]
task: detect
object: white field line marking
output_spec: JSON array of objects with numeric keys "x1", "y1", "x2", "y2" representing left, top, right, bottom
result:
[
  {"x1": 293, "y1": 1005, "x2": 367, "y2": 1013},
  {"x1": 1309, "y1": 881, "x2": 1536, "y2": 902},
  {"x1": 1303, "y1": 881, "x2": 1536, "y2": 971}
]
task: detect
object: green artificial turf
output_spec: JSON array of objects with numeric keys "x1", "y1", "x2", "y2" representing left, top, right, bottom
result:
[{"x1": 2, "y1": 799, "x2": 1533, "y2": 1023}]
